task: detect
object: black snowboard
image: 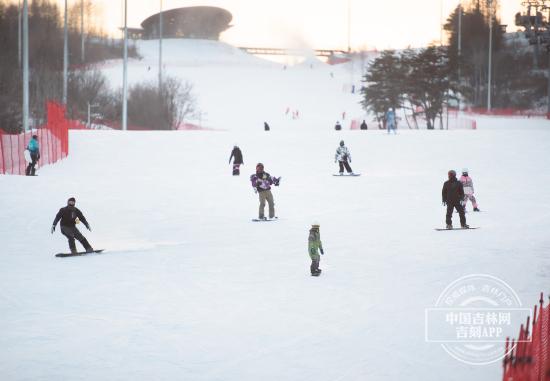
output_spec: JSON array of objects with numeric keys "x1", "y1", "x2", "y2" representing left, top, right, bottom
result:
[
  {"x1": 333, "y1": 173, "x2": 361, "y2": 177},
  {"x1": 252, "y1": 217, "x2": 278, "y2": 222},
  {"x1": 55, "y1": 249, "x2": 104, "y2": 257},
  {"x1": 434, "y1": 227, "x2": 479, "y2": 231}
]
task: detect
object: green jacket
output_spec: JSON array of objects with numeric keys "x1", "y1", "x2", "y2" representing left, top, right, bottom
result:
[{"x1": 308, "y1": 228, "x2": 323, "y2": 257}]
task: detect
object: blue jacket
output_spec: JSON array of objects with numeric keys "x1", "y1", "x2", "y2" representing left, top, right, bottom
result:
[{"x1": 27, "y1": 138, "x2": 39, "y2": 153}]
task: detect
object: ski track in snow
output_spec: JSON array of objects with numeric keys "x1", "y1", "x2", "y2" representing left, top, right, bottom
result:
[{"x1": 1, "y1": 40, "x2": 550, "y2": 381}]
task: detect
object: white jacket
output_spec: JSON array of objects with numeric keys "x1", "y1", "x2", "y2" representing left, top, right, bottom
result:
[{"x1": 335, "y1": 146, "x2": 351, "y2": 162}]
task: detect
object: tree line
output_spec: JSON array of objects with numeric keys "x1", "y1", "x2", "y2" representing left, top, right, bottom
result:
[
  {"x1": 0, "y1": 0, "x2": 196, "y2": 133},
  {"x1": 361, "y1": 0, "x2": 547, "y2": 129}
]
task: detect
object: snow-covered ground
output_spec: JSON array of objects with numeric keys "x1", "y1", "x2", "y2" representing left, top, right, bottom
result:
[{"x1": 1, "y1": 39, "x2": 550, "y2": 380}]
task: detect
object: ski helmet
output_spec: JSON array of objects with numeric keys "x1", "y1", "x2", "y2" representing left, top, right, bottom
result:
[
  {"x1": 340, "y1": 140, "x2": 345, "y2": 146},
  {"x1": 256, "y1": 163, "x2": 264, "y2": 171},
  {"x1": 67, "y1": 197, "x2": 76, "y2": 205},
  {"x1": 462, "y1": 168, "x2": 469, "y2": 175}
]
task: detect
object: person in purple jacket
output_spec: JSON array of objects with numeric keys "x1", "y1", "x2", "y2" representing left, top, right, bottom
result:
[{"x1": 250, "y1": 163, "x2": 280, "y2": 220}]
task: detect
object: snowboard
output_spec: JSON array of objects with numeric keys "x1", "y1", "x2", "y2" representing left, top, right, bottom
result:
[
  {"x1": 333, "y1": 173, "x2": 361, "y2": 177},
  {"x1": 24, "y1": 149, "x2": 31, "y2": 163},
  {"x1": 55, "y1": 249, "x2": 104, "y2": 257},
  {"x1": 434, "y1": 227, "x2": 479, "y2": 231},
  {"x1": 252, "y1": 217, "x2": 278, "y2": 222}
]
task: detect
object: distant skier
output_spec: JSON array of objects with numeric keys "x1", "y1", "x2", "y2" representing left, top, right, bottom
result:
[
  {"x1": 335, "y1": 121, "x2": 342, "y2": 130},
  {"x1": 264, "y1": 122, "x2": 270, "y2": 131},
  {"x1": 229, "y1": 145, "x2": 244, "y2": 176},
  {"x1": 25, "y1": 134, "x2": 40, "y2": 176},
  {"x1": 442, "y1": 170, "x2": 469, "y2": 229},
  {"x1": 386, "y1": 108, "x2": 397, "y2": 134},
  {"x1": 360, "y1": 120, "x2": 368, "y2": 130},
  {"x1": 308, "y1": 223, "x2": 324, "y2": 276},
  {"x1": 250, "y1": 163, "x2": 280, "y2": 220},
  {"x1": 460, "y1": 168, "x2": 480, "y2": 211},
  {"x1": 51, "y1": 197, "x2": 94, "y2": 254},
  {"x1": 335, "y1": 140, "x2": 353, "y2": 175}
]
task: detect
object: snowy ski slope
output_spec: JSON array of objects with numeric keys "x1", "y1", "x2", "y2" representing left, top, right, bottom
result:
[{"x1": 1, "y1": 40, "x2": 550, "y2": 381}]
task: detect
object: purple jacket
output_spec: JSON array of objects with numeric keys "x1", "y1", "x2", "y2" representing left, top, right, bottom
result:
[{"x1": 250, "y1": 172, "x2": 279, "y2": 192}]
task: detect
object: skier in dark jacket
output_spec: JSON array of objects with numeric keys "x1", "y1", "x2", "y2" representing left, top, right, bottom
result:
[
  {"x1": 25, "y1": 135, "x2": 40, "y2": 176},
  {"x1": 51, "y1": 197, "x2": 94, "y2": 253},
  {"x1": 250, "y1": 163, "x2": 280, "y2": 220},
  {"x1": 442, "y1": 170, "x2": 469, "y2": 229},
  {"x1": 229, "y1": 145, "x2": 244, "y2": 175},
  {"x1": 360, "y1": 120, "x2": 368, "y2": 130}
]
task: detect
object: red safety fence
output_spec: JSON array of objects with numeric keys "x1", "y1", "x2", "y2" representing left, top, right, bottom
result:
[
  {"x1": 0, "y1": 102, "x2": 86, "y2": 175},
  {"x1": 459, "y1": 108, "x2": 550, "y2": 119},
  {"x1": 503, "y1": 293, "x2": 550, "y2": 381}
]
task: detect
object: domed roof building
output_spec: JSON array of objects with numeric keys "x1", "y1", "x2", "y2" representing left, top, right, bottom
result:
[{"x1": 140, "y1": 6, "x2": 233, "y2": 40}]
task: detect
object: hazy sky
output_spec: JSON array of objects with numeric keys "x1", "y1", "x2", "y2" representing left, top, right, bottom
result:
[{"x1": 77, "y1": 0, "x2": 522, "y2": 50}]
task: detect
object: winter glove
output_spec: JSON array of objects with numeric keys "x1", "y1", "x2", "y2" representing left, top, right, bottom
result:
[
  {"x1": 86, "y1": 224, "x2": 92, "y2": 232},
  {"x1": 349, "y1": 159, "x2": 352, "y2": 163},
  {"x1": 51, "y1": 225, "x2": 56, "y2": 234},
  {"x1": 320, "y1": 248, "x2": 324, "y2": 255}
]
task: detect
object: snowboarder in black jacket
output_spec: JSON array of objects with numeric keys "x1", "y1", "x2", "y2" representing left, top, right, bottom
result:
[
  {"x1": 229, "y1": 145, "x2": 244, "y2": 175},
  {"x1": 51, "y1": 197, "x2": 94, "y2": 253},
  {"x1": 442, "y1": 170, "x2": 469, "y2": 229}
]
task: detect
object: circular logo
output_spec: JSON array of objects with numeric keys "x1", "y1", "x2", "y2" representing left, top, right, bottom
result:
[{"x1": 427, "y1": 274, "x2": 526, "y2": 365}]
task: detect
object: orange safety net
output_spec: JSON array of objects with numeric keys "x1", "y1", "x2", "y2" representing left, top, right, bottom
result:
[
  {"x1": 0, "y1": 102, "x2": 86, "y2": 175},
  {"x1": 503, "y1": 293, "x2": 550, "y2": 381}
]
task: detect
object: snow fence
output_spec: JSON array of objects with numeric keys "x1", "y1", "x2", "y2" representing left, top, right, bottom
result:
[
  {"x1": 0, "y1": 102, "x2": 85, "y2": 175},
  {"x1": 503, "y1": 293, "x2": 550, "y2": 381}
]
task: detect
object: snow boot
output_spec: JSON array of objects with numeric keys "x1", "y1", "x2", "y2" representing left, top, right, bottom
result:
[
  {"x1": 85, "y1": 246, "x2": 94, "y2": 253},
  {"x1": 446, "y1": 224, "x2": 453, "y2": 230},
  {"x1": 461, "y1": 224, "x2": 470, "y2": 229},
  {"x1": 473, "y1": 207, "x2": 480, "y2": 212},
  {"x1": 70, "y1": 248, "x2": 78, "y2": 254}
]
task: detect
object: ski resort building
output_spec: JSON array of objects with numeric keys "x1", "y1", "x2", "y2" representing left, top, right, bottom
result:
[{"x1": 139, "y1": 6, "x2": 233, "y2": 40}]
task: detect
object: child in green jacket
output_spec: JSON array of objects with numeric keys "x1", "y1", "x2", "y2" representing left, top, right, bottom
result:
[{"x1": 308, "y1": 223, "x2": 324, "y2": 276}]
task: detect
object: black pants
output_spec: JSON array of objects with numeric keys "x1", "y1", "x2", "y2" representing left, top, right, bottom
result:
[
  {"x1": 61, "y1": 226, "x2": 92, "y2": 252},
  {"x1": 310, "y1": 257, "x2": 320, "y2": 274},
  {"x1": 25, "y1": 154, "x2": 38, "y2": 176},
  {"x1": 446, "y1": 203, "x2": 466, "y2": 226},
  {"x1": 232, "y1": 163, "x2": 241, "y2": 175},
  {"x1": 339, "y1": 160, "x2": 352, "y2": 173}
]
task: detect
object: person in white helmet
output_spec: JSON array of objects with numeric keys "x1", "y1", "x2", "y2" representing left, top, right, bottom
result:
[{"x1": 460, "y1": 168, "x2": 480, "y2": 212}]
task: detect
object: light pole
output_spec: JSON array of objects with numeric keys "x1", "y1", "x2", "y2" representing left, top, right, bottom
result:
[
  {"x1": 347, "y1": 0, "x2": 351, "y2": 53},
  {"x1": 18, "y1": 0, "x2": 21, "y2": 66},
  {"x1": 81, "y1": 0, "x2": 85, "y2": 62},
  {"x1": 159, "y1": 0, "x2": 163, "y2": 91},
  {"x1": 487, "y1": 0, "x2": 493, "y2": 111},
  {"x1": 22, "y1": 0, "x2": 29, "y2": 132},
  {"x1": 122, "y1": 0, "x2": 128, "y2": 131},
  {"x1": 63, "y1": 0, "x2": 68, "y2": 105}
]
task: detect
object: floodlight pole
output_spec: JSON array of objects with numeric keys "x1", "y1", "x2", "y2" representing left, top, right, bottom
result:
[
  {"x1": 159, "y1": 0, "x2": 163, "y2": 91},
  {"x1": 18, "y1": 0, "x2": 22, "y2": 66},
  {"x1": 487, "y1": 0, "x2": 493, "y2": 111},
  {"x1": 63, "y1": 0, "x2": 68, "y2": 105},
  {"x1": 122, "y1": 0, "x2": 128, "y2": 131},
  {"x1": 22, "y1": 0, "x2": 29, "y2": 132},
  {"x1": 347, "y1": 0, "x2": 351, "y2": 53},
  {"x1": 81, "y1": 0, "x2": 85, "y2": 62}
]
